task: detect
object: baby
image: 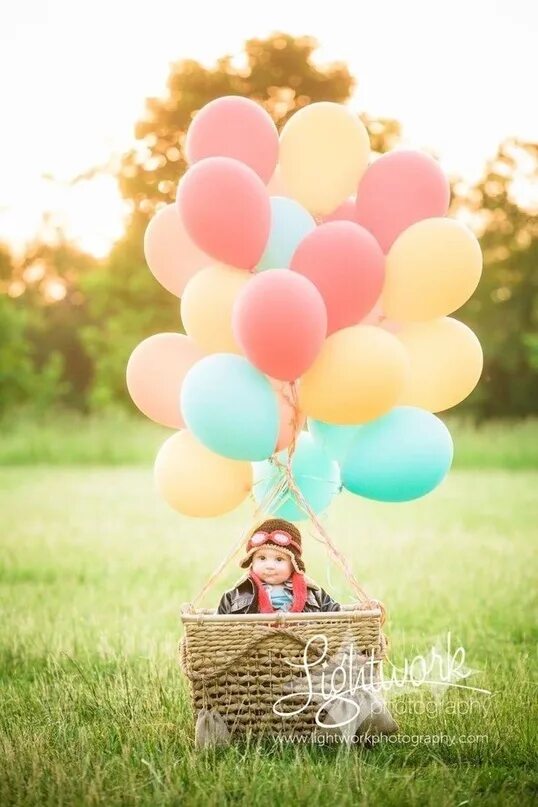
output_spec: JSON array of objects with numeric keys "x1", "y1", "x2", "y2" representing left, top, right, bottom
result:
[{"x1": 217, "y1": 518, "x2": 341, "y2": 614}]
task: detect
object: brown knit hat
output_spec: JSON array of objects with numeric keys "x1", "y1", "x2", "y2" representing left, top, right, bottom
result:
[{"x1": 239, "y1": 518, "x2": 305, "y2": 573}]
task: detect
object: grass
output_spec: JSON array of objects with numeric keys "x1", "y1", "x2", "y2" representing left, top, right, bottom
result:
[
  {"x1": 0, "y1": 465, "x2": 537, "y2": 805},
  {"x1": 0, "y1": 409, "x2": 537, "y2": 469}
]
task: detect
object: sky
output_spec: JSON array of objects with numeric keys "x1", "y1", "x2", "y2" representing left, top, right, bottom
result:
[{"x1": 1, "y1": 0, "x2": 537, "y2": 257}]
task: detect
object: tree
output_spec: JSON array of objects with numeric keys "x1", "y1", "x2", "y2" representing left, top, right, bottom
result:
[{"x1": 454, "y1": 140, "x2": 538, "y2": 419}]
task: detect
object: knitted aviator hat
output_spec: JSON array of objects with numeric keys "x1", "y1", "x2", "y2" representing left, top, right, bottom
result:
[{"x1": 239, "y1": 518, "x2": 305, "y2": 573}]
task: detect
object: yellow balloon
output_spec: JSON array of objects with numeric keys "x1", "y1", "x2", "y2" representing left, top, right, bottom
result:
[
  {"x1": 180, "y1": 264, "x2": 250, "y2": 353},
  {"x1": 299, "y1": 325, "x2": 409, "y2": 424},
  {"x1": 397, "y1": 317, "x2": 483, "y2": 412},
  {"x1": 383, "y1": 218, "x2": 482, "y2": 322},
  {"x1": 279, "y1": 102, "x2": 370, "y2": 216},
  {"x1": 154, "y1": 430, "x2": 252, "y2": 517}
]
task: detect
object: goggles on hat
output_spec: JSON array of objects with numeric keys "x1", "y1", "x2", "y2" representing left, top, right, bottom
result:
[{"x1": 248, "y1": 530, "x2": 301, "y2": 554}]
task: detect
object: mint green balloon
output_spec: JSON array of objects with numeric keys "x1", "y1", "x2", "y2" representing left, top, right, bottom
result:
[
  {"x1": 308, "y1": 418, "x2": 362, "y2": 465},
  {"x1": 257, "y1": 197, "x2": 316, "y2": 271},
  {"x1": 253, "y1": 432, "x2": 340, "y2": 521},
  {"x1": 180, "y1": 354, "x2": 279, "y2": 461},
  {"x1": 342, "y1": 407, "x2": 453, "y2": 502}
]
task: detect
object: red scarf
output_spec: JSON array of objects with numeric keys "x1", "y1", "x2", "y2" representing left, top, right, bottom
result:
[{"x1": 249, "y1": 569, "x2": 307, "y2": 613}]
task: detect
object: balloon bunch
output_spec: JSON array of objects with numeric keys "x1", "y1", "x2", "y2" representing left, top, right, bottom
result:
[{"x1": 127, "y1": 97, "x2": 483, "y2": 519}]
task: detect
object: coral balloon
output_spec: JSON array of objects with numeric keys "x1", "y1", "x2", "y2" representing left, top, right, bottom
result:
[
  {"x1": 177, "y1": 157, "x2": 271, "y2": 270},
  {"x1": 257, "y1": 197, "x2": 316, "y2": 271},
  {"x1": 355, "y1": 150, "x2": 450, "y2": 252},
  {"x1": 383, "y1": 218, "x2": 483, "y2": 322},
  {"x1": 322, "y1": 197, "x2": 357, "y2": 223},
  {"x1": 342, "y1": 407, "x2": 453, "y2": 502},
  {"x1": 233, "y1": 270, "x2": 327, "y2": 381},
  {"x1": 253, "y1": 432, "x2": 341, "y2": 522},
  {"x1": 299, "y1": 325, "x2": 409, "y2": 424},
  {"x1": 397, "y1": 317, "x2": 483, "y2": 412},
  {"x1": 291, "y1": 221, "x2": 385, "y2": 334},
  {"x1": 272, "y1": 379, "x2": 306, "y2": 452},
  {"x1": 126, "y1": 333, "x2": 205, "y2": 429},
  {"x1": 180, "y1": 354, "x2": 279, "y2": 460},
  {"x1": 154, "y1": 430, "x2": 252, "y2": 517},
  {"x1": 143, "y1": 204, "x2": 207, "y2": 297},
  {"x1": 185, "y1": 96, "x2": 278, "y2": 183},
  {"x1": 181, "y1": 264, "x2": 250, "y2": 354},
  {"x1": 279, "y1": 102, "x2": 370, "y2": 215}
]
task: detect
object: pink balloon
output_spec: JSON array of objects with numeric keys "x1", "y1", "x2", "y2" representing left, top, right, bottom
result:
[
  {"x1": 126, "y1": 333, "x2": 205, "y2": 429},
  {"x1": 233, "y1": 270, "x2": 327, "y2": 382},
  {"x1": 355, "y1": 150, "x2": 450, "y2": 253},
  {"x1": 290, "y1": 221, "x2": 385, "y2": 334},
  {"x1": 177, "y1": 157, "x2": 271, "y2": 270},
  {"x1": 144, "y1": 205, "x2": 207, "y2": 297},
  {"x1": 185, "y1": 96, "x2": 279, "y2": 184},
  {"x1": 322, "y1": 197, "x2": 357, "y2": 223},
  {"x1": 271, "y1": 379, "x2": 307, "y2": 451}
]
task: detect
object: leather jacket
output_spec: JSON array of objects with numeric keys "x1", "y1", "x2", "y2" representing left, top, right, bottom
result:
[{"x1": 217, "y1": 575, "x2": 341, "y2": 615}]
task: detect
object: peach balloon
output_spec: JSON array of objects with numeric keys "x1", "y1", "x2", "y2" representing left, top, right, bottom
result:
[
  {"x1": 383, "y1": 218, "x2": 483, "y2": 322},
  {"x1": 154, "y1": 430, "x2": 253, "y2": 517},
  {"x1": 181, "y1": 264, "x2": 250, "y2": 354},
  {"x1": 322, "y1": 197, "x2": 357, "y2": 223},
  {"x1": 143, "y1": 204, "x2": 207, "y2": 297},
  {"x1": 267, "y1": 165, "x2": 290, "y2": 196},
  {"x1": 126, "y1": 333, "x2": 205, "y2": 429},
  {"x1": 299, "y1": 325, "x2": 409, "y2": 424},
  {"x1": 397, "y1": 317, "x2": 483, "y2": 412},
  {"x1": 272, "y1": 379, "x2": 307, "y2": 451},
  {"x1": 361, "y1": 302, "x2": 402, "y2": 334}
]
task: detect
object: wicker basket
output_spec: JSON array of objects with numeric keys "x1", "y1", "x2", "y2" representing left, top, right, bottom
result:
[{"x1": 179, "y1": 605, "x2": 386, "y2": 740}]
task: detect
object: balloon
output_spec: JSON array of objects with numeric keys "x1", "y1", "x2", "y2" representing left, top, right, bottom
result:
[
  {"x1": 257, "y1": 197, "x2": 316, "y2": 271},
  {"x1": 181, "y1": 264, "x2": 250, "y2": 354},
  {"x1": 383, "y1": 218, "x2": 483, "y2": 322},
  {"x1": 341, "y1": 407, "x2": 453, "y2": 502},
  {"x1": 272, "y1": 379, "x2": 306, "y2": 452},
  {"x1": 154, "y1": 430, "x2": 252, "y2": 517},
  {"x1": 253, "y1": 432, "x2": 340, "y2": 521},
  {"x1": 361, "y1": 302, "x2": 402, "y2": 334},
  {"x1": 397, "y1": 318, "x2": 483, "y2": 412},
  {"x1": 279, "y1": 102, "x2": 370, "y2": 215},
  {"x1": 126, "y1": 333, "x2": 205, "y2": 429},
  {"x1": 308, "y1": 419, "x2": 361, "y2": 466},
  {"x1": 267, "y1": 165, "x2": 290, "y2": 196},
  {"x1": 232, "y1": 270, "x2": 327, "y2": 381},
  {"x1": 355, "y1": 150, "x2": 450, "y2": 252},
  {"x1": 299, "y1": 325, "x2": 409, "y2": 424},
  {"x1": 322, "y1": 197, "x2": 357, "y2": 223},
  {"x1": 291, "y1": 221, "x2": 385, "y2": 333},
  {"x1": 180, "y1": 354, "x2": 279, "y2": 460},
  {"x1": 143, "y1": 204, "x2": 207, "y2": 297},
  {"x1": 177, "y1": 157, "x2": 271, "y2": 270},
  {"x1": 185, "y1": 96, "x2": 279, "y2": 184}
]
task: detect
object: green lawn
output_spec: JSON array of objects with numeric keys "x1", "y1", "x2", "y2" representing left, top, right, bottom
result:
[{"x1": 1, "y1": 467, "x2": 537, "y2": 806}]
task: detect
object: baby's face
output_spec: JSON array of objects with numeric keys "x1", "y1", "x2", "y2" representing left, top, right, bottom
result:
[{"x1": 251, "y1": 546, "x2": 292, "y2": 585}]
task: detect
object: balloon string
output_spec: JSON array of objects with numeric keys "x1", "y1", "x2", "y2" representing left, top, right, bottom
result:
[
  {"x1": 186, "y1": 473, "x2": 289, "y2": 610},
  {"x1": 274, "y1": 383, "x2": 382, "y2": 614}
]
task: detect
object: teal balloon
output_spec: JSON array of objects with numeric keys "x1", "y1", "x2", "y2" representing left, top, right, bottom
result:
[
  {"x1": 180, "y1": 354, "x2": 279, "y2": 461},
  {"x1": 257, "y1": 197, "x2": 316, "y2": 271},
  {"x1": 308, "y1": 418, "x2": 362, "y2": 465},
  {"x1": 341, "y1": 407, "x2": 453, "y2": 502},
  {"x1": 253, "y1": 432, "x2": 341, "y2": 521}
]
